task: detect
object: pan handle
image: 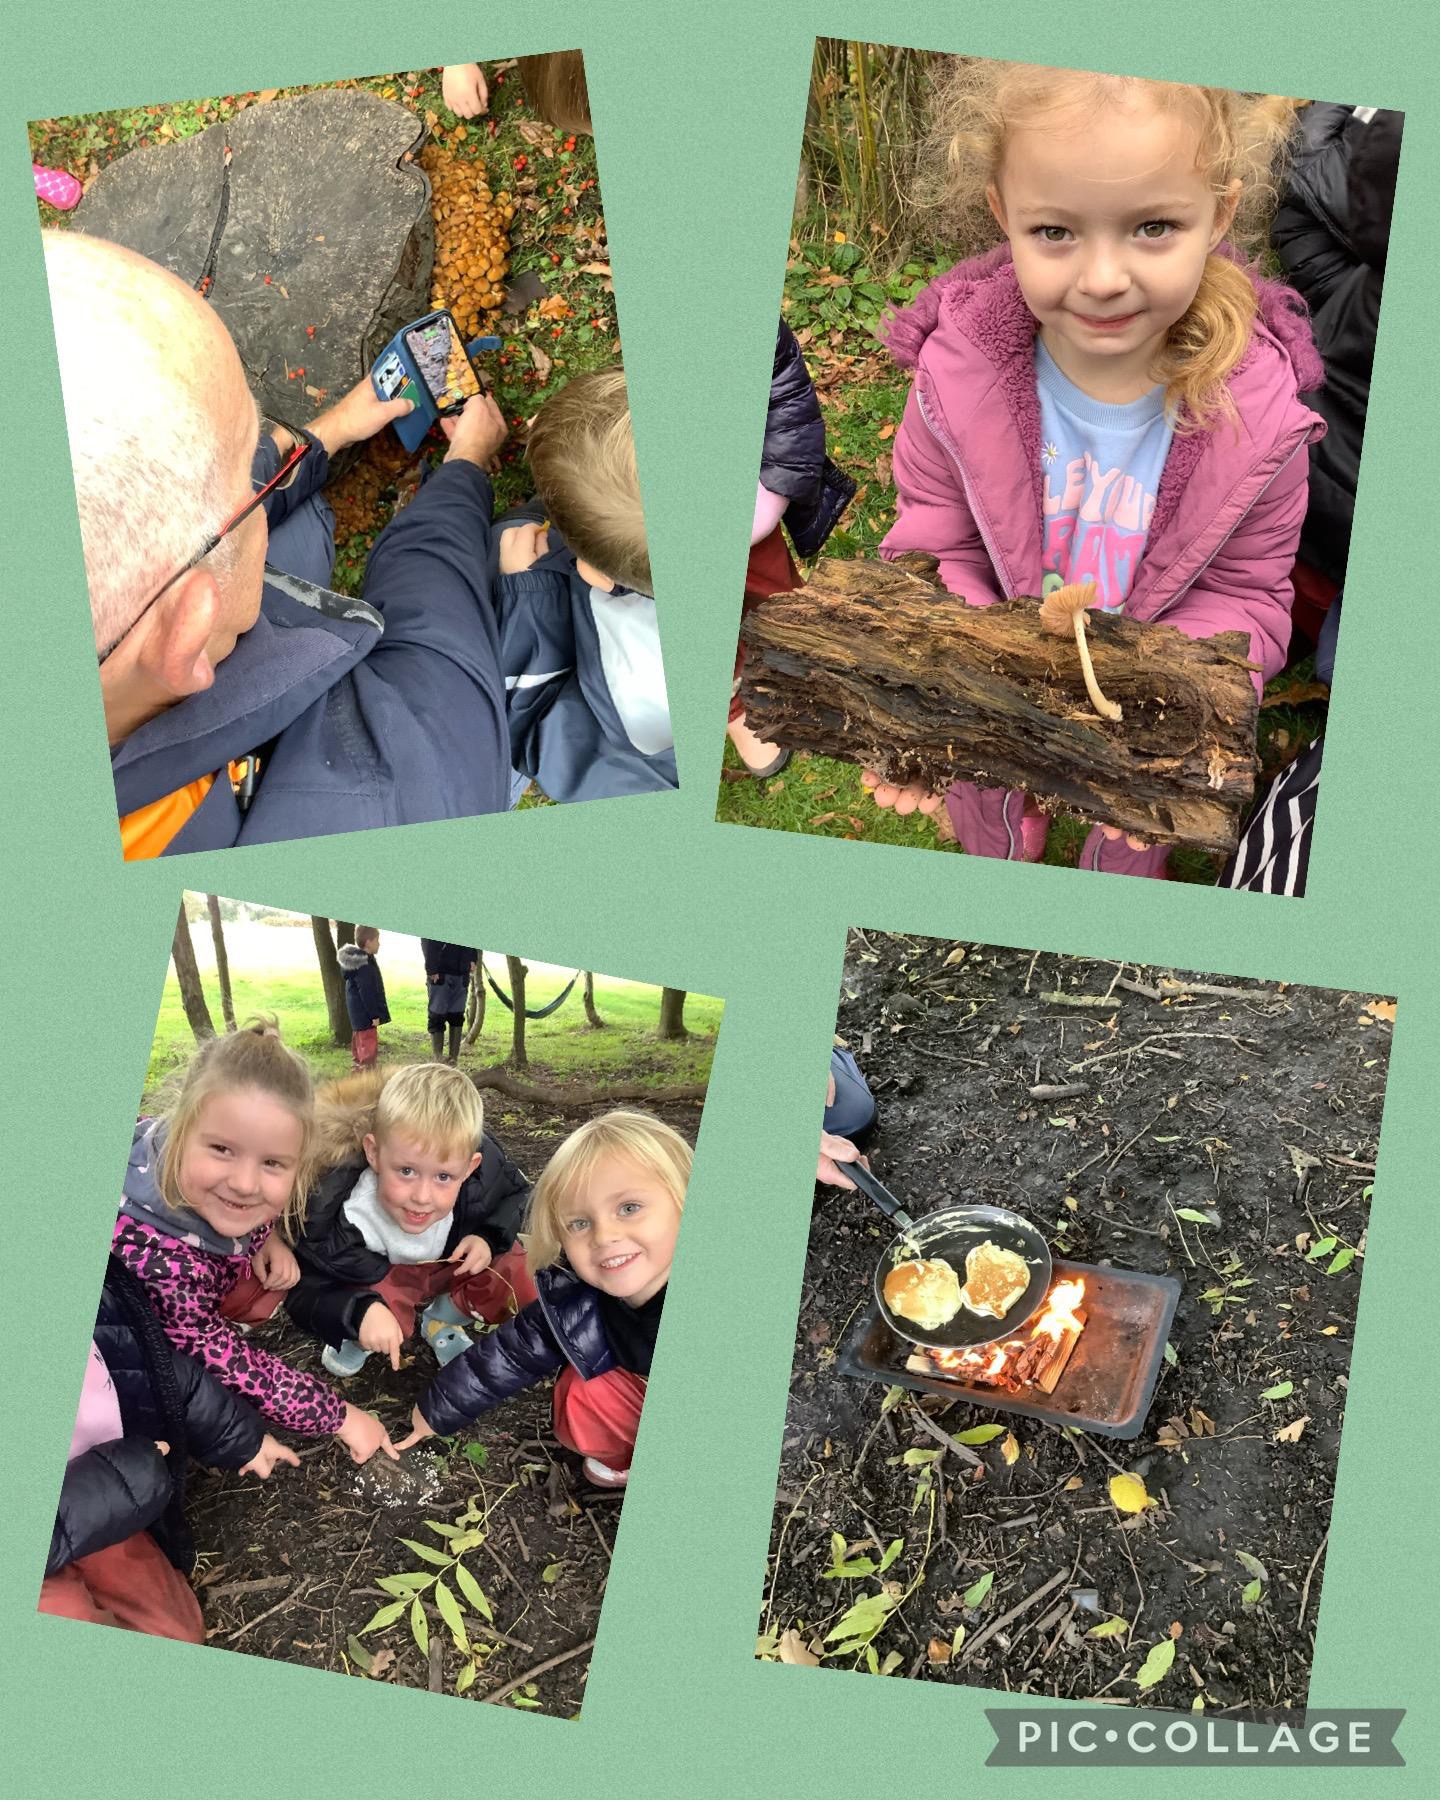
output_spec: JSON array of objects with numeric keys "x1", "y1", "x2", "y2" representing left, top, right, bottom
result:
[{"x1": 847, "y1": 1162, "x2": 915, "y2": 1235}]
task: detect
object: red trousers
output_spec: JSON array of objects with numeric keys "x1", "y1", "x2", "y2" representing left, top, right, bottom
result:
[
  {"x1": 552, "y1": 1367, "x2": 647, "y2": 1471},
  {"x1": 351, "y1": 1028, "x2": 379, "y2": 1069},
  {"x1": 730, "y1": 526, "x2": 802, "y2": 721},
  {"x1": 38, "y1": 1532, "x2": 204, "y2": 1643},
  {"x1": 371, "y1": 1245, "x2": 539, "y2": 1335},
  {"x1": 219, "y1": 1273, "x2": 284, "y2": 1325}
]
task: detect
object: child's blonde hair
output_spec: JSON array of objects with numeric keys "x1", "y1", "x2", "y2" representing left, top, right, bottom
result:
[
  {"x1": 923, "y1": 58, "x2": 1299, "y2": 428},
  {"x1": 159, "y1": 1016, "x2": 316, "y2": 1236},
  {"x1": 517, "y1": 50, "x2": 592, "y2": 136},
  {"x1": 354, "y1": 925, "x2": 380, "y2": 949},
  {"x1": 527, "y1": 365, "x2": 651, "y2": 595},
  {"x1": 373, "y1": 1063, "x2": 485, "y2": 1163},
  {"x1": 526, "y1": 1110, "x2": 691, "y2": 1271}
]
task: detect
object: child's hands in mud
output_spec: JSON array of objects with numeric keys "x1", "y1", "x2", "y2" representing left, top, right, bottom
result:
[
  {"x1": 240, "y1": 1434, "x2": 301, "y2": 1479},
  {"x1": 395, "y1": 1406, "x2": 437, "y2": 1452},
  {"x1": 1098, "y1": 824, "x2": 1154, "y2": 850},
  {"x1": 442, "y1": 393, "x2": 507, "y2": 471},
  {"x1": 448, "y1": 1235, "x2": 493, "y2": 1278},
  {"x1": 861, "y1": 768, "x2": 946, "y2": 818},
  {"x1": 499, "y1": 522, "x2": 551, "y2": 575},
  {"x1": 251, "y1": 1235, "x2": 300, "y2": 1292},
  {"x1": 441, "y1": 62, "x2": 490, "y2": 118},
  {"x1": 358, "y1": 1301, "x2": 406, "y2": 1372},
  {"x1": 337, "y1": 1403, "x2": 400, "y2": 1464}
]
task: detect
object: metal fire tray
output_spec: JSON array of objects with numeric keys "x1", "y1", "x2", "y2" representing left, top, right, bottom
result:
[{"x1": 837, "y1": 1259, "x2": 1180, "y2": 1440}]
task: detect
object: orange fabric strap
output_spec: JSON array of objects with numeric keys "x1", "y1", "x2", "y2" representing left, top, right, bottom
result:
[{"x1": 119, "y1": 773, "x2": 216, "y2": 861}]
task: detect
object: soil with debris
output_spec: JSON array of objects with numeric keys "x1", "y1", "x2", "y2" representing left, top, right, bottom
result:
[
  {"x1": 186, "y1": 1090, "x2": 702, "y2": 1715},
  {"x1": 762, "y1": 933, "x2": 1392, "y2": 1716}
]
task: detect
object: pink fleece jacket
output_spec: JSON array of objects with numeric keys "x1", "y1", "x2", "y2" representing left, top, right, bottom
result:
[{"x1": 880, "y1": 244, "x2": 1326, "y2": 689}]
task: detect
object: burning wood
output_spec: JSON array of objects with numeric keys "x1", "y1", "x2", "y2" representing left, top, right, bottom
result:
[{"x1": 905, "y1": 1279, "x2": 1087, "y2": 1396}]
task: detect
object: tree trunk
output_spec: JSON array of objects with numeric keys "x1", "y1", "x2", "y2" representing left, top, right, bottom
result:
[
  {"x1": 172, "y1": 900, "x2": 215, "y2": 1042},
  {"x1": 581, "y1": 971, "x2": 606, "y2": 1030},
  {"x1": 335, "y1": 922, "x2": 356, "y2": 948},
  {"x1": 463, "y1": 955, "x2": 487, "y2": 1046},
  {"x1": 312, "y1": 917, "x2": 350, "y2": 1047},
  {"x1": 206, "y1": 895, "x2": 236, "y2": 1032},
  {"x1": 471, "y1": 1067, "x2": 705, "y2": 1109},
  {"x1": 658, "y1": 988, "x2": 688, "y2": 1041},
  {"x1": 737, "y1": 553, "x2": 1260, "y2": 855},
  {"x1": 506, "y1": 955, "x2": 528, "y2": 1067}
]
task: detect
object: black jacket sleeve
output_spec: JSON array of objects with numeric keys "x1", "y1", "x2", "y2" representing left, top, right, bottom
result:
[
  {"x1": 172, "y1": 1341, "x2": 265, "y2": 1468},
  {"x1": 287, "y1": 1163, "x2": 391, "y2": 1346},
  {"x1": 418, "y1": 1300, "x2": 567, "y2": 1437},
  {"x1": 450, "y1": 1132, "x2": 531, "y2": 1257},
  {"x1": 48, "y1": 1440, "x2": 172, "y2": 1575}
]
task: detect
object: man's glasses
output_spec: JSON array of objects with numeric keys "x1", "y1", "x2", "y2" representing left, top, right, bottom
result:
[{"x1": 97, "y1": 422, "x2": 314, "y2": 665}]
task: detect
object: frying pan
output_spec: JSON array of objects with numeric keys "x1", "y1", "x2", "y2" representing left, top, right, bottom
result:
[{"x1": 848, "y1": 1163, "x2": 1052, "y2": 1351}]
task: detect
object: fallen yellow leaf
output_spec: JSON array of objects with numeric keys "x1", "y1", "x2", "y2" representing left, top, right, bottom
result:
[
  {"x1": 1275, "y1": 1416, "x2": 1310, "y2": 1443},
  {"x1": 1109, "y1": 1472, "x2": 1154, "y2": 1514},
  {"x1": 1001, "y1": 1432, "x2": 1020, "y2": 1466},
  {"x1": 777, "y1": 1629, "x2": 820, "y2": 1666}
]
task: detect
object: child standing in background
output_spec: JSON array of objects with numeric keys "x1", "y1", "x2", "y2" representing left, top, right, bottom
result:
[
  {"x1": 871, "y1": 61, "x2": 1325, "y2": 877},
  {"x1": 398, "y1": 1111, "x2": 690, "y2": 1489},
  {"x1": 339, "y1": 927, "x2": 389, "y2": 1069},
  {"x1": 422, "y1": 939, "x2": 478, "y2": 1064},
  {"x1": 111, "y1": 1020, "x2": 397, "y2": 1465}
]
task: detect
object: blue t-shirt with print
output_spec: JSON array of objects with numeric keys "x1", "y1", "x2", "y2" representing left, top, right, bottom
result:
[{"x1": 1037, "y1": 342, "x2": 1173, "y2": 612}]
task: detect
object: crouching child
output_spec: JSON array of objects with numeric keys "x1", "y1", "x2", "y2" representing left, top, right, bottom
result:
[
  {"x1": 286, "y1": 1065, "x2": 535, "y2": 1377},
  {"x1": 496, "y1": 366, "x2": 676, "y2": 802},
  {"x1": 397, "y1": 1111, "x2": 690, "y2": 1488}
]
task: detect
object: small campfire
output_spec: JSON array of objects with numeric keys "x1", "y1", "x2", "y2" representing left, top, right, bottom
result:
[
  {"x1": 908, "y1": 1278, "x2": 1087, "y2": 1396},
  {"x1": 840, "y1": 1260, "x2": 1180, "y2": 1439}
]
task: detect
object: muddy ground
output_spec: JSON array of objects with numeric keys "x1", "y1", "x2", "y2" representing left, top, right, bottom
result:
[
  {"x1": 761, "y1": 932, "x2": 1392, "y2": 1716},
  {"x1": 186, "y1": 1085, "x2": 703, "y2": 1716}
]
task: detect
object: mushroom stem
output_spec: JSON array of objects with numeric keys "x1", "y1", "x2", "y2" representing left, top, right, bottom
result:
[{"x1": 1071, "y1": 615, "x2": 1123, "y2": 722}]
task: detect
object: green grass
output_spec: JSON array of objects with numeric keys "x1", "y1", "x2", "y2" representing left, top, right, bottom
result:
[{"x1": 145, "y1": 963, "x2": 721, "y2": 1109}]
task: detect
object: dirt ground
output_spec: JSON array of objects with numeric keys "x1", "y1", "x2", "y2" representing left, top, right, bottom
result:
[
  {"x1": 760, "y1": 932, "x2": 1392, "y2": 1716},
  {"x1": 185, "y1": 1085, "x2": 703, "y2": 1715}
]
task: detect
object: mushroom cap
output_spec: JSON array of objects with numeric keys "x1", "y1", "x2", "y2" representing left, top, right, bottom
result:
[{"x1": 1038, "y1": 580, "x2": 1100, "y2": 637}]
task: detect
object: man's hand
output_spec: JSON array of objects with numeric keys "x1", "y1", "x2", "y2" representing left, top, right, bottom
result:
[
  {"x1": 819, "y1": 1129, "x2": 868, "y2": 1190},
  {"x1": 240, "y1": 1433, "x2": 302, "y2": 1479},
  {"x1": 441, "y1": 393, "x2": 508, "y2": 470},
  {"x1": 498, "y1": 522, "x2": 550, "y2": 575},
  {"x1": 357, "y1": 1302, "x2": 406, "y2": 1372},
  {"x1": 251, "y1": 1236, "x2": 300, "y2": 1292},
  {"x1": 395, "y1": 1405, "x2": 437, "y2": 1452},
  {"x1": 441, "y1": 63, "x2": 490, "y2": 119},
  {"x1": 306, "y1": 378, "x2": 415, "y2": 459},
  {"x1": 861, "y1": 768, "x2": 946, "y2": 818},
  {"x1": 336, "y1": 1403, "x2": 400, "y2": 1464},
  {"x1": 448, "y1": 1235, "x2": 493, "y2": 1279}
]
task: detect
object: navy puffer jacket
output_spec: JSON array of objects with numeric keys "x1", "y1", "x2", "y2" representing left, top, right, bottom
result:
[
  {"x1": 1271, "y1": 104, "x2": 1403, "y2": 584},
  {"x1": 49, "y1": 1258, "x2": 263, "y2": 1576},
  {"x1": 761, "y1": 321, "x2": 856, "y2": 557},
  {"x1": 417, "y1": 1267, "x2": 612, "y2": 1437}
]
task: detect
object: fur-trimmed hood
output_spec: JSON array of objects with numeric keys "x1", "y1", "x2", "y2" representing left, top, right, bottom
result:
[
  {"x1": 337, "y1": 942, "x2": 372, "y2": 974},
  {"x1": 312, "y1": 1066, "x2": 390, "y2": 1170}
]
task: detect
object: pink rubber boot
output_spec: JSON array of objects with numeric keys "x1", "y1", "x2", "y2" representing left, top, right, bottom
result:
[{"x1": 34, "y1": 164, "x2": 83, "y2": 210}]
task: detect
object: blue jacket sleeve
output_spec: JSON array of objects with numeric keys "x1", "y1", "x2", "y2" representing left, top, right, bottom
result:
[
  {"x1": 48, "y1": 1440, "x2": 172, "y2": 1575},
  {"x1": 354, "y1": 460, "x2": 511, "y2": 817},
  {"x1": 172, "y1": 1341, "x2": 265, "y2": 1470},
  {"x1": 418, "y1": 1299, "x2": 566, "y2": 1437},
  {"x1": 252, "y1": 429, "x2": 331, "y2": 532}
]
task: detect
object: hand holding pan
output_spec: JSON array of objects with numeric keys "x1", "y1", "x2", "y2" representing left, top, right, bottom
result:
[{"x1": 847, "y1": 1163, "x2": 1052, "y2": 1351}]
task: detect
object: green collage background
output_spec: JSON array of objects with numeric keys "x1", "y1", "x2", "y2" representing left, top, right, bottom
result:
[{"x1": 2, "y1": 0, "x2": 1435, "y2": 1791}]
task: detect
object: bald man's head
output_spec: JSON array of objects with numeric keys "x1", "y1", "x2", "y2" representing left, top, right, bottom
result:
[{"x1": 43, "y1": 232, "x2": 260, "y2": 655}]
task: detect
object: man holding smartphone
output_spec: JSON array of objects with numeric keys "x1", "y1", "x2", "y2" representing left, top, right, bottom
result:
[{"x1": 44, "y1": 231, "x2": 515, "y2": 857}]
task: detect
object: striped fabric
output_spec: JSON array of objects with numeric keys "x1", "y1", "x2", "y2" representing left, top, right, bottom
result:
[{"x1": 1220, "y1": 740, "x2": 1323, "y2": 898}]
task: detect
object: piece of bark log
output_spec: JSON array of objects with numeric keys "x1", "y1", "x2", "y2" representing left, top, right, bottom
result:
[{"x1": 737, "y1": 553, "x2": 1259, "y2": 854}]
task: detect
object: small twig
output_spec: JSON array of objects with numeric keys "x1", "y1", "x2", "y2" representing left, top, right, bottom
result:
[
  {"x1": 909, "y1": 1404, "x2": 983, "y2": 1467},
  {"x1": 1024, "y1": 950, "x2": 1042, "y2": 994},
  {"x1": 1115, "y1": 976, "x2": 1163, "y2": 1002},
  {"x1": 584, "y1": 1506, "x2": 613, "y2": 1561},
  {"x1": 1029, "y1": 1082, "x2": 1089, "y2": 1102},
  {"x1": 204, "y1": 1573, "x2": 291, "y2": 1600},
  {"x1": 1071, "y1": 1031, "x2": 1264, "y2": 1070},
  {"x1": 483, "y1": 1635, "x2": 596, "y2": 1705},
  {"x1": 1298, "y1": 1528, "x2": 1330, "y2": 1633},
  {"x1": 220, "y1": 1577, "x2": 312, "y2": 1643},
  {"x1": 428, "y1": 1633, "x2": 444, "y2": 1694},
  {"x1": 1038, "y1": 992, "x2": 1121, "y2": 1010},
  {"x1": 956, "y1": 1567, "x2": 1069, "y2": 1665}
]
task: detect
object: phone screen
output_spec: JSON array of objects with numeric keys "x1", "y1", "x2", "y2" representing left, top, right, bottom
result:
[
  {"x1": 373, "y1": 349, "x2": 416, "y2": 404},
  {"x1": 403, "y1": 315, "x2": 481, "y2": 412}
]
